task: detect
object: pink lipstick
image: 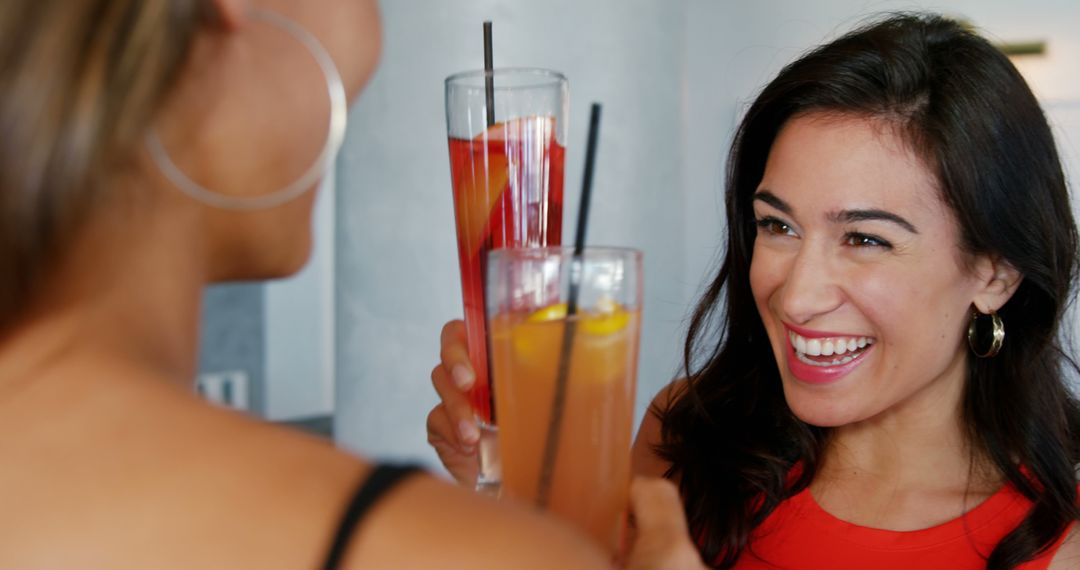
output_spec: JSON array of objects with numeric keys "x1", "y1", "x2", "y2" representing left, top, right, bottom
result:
[{"x1": 782, "y1": 323, "x2": 875, "y2": 385}]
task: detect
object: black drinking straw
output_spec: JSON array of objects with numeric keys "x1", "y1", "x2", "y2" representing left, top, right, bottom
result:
[
  {"x1": 483, "y1": 21, "x2": 495, "y2": 128},
  {"x1": 480, "y1": 21, "x2": 497, "y2": 422},
  {"x1": 537, "y1": 103, "x2": 603, "y2": 508}
]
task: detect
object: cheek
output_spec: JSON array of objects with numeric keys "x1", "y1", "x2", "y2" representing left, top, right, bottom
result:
[
  {"x1": 850, "y1": 271, "x2": 909, "y2": 338},
  {"x1": 341, "y1": 0, "x2": 382, "y2": 98},
  {"x1": 850, "y1": 261, "x2": 972, "y2": 352},
  {"x1": 851, "y1": 262, "x2": 907, "y2": 301},
  {"x1": 749, "y1": 243, "x2": 786, "y2": 315},
  {"x1": 748, "y1": 246, "x2": 769, "y2": 303}
]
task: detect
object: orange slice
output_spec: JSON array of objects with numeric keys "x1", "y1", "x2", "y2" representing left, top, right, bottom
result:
[{"x1": 452, "y1": 116, "x2": 555, "y2": 255}]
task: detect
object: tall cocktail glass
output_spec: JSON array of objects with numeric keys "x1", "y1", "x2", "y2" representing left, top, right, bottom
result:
[
  {"x1": 486, "y1": 247, "x2": 642, "y2": 554},
  {"x1": 445, "y1": 68, "x2": 568, "y2": 493}
]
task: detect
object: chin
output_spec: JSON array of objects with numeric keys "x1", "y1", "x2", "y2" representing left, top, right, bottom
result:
[
  {"x1": 780, "y1": 378, "x2": 869, "y2": 429},
  {"x1": 210, "y1": 239, "x2": 313, "y2": 283},
  {"x1": 259, "y1": 242, "x2": 314, "y2": 280},
  {"x1": 254, "y1": 222, "x2": 315, "y2": 279}
]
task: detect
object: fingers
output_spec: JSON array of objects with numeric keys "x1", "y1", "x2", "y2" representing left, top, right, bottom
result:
[
  {"x1": 440, "y1": 319, "x2": 467, "y2": 345},
  {"x1": 430, "y1": 364, "x2": 480, "y2": 448},
  {"x1": 626, "y1": 477, "x2": 706, "y2": 570},
  {"x1": 425, "y1": 404, "x2": 479, "y2": 486},
  {"x1": 440, "y1": 320, "x2": 474, "y2": 391},
  {"x1": 426, "y1": 403, "x2": 464, "y2": 449},
  {"x1": 434, "y1": 319, "x2": 476, "y2": 445},
  {"x1": 428, "y1": 319, "x2": 482, "y2": 486}
]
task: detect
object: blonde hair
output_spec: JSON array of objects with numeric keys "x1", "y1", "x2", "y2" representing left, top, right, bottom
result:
[{"x1": 0, "y1": 0, "x2": 206, "y2": 326}]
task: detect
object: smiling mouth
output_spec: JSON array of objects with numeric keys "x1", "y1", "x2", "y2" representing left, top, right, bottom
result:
[{"x1": 787, "y1": 330, "x2": 875, "y2": 367}]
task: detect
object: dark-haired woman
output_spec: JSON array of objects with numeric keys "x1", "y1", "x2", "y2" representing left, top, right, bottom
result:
[{"x1": 429, "y1": 13, "x2": 1080, "y2": 569}]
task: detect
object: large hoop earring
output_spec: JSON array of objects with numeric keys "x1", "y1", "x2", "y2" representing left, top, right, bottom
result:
[
  {"x1": 145, "y1": 8, "x2": 347, "y2": 211},
  {"x1": 967, "y1": 309, "x2": 1004, "y2": 358}
]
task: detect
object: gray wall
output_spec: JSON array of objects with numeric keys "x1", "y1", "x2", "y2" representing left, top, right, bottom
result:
[{"x1": 199, "y1": 284, "x2": 265, "y2": 413}]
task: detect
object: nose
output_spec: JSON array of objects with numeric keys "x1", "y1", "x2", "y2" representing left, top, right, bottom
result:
[{"x1": 778, "y1": 242, "x2": 844, "y2": 325}]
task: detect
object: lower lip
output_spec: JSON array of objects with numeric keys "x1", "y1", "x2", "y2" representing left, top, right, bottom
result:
[{"x1": 784, "y1": 339, "x2": 872, "y2": 385}]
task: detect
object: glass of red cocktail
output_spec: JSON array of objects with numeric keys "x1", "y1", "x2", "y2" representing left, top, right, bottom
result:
[{"x1": 445, "y1": 68, "x2": 568, "y2": 494}]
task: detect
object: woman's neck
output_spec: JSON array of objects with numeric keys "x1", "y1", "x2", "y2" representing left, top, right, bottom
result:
[
  {"x1": 810, "y1": 354, "x2": 1001, "y2": 529},
  {"x1": 0, "y1": 193, "x2": 208, "y2": 394}
]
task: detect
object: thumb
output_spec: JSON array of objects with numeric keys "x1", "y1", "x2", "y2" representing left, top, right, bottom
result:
[
  {"x1": 631, "y1": 477, "x2": 690, "y2": 536},
  {"x1": 625, "y1": 477, "x2": 705, "y2": 570}
]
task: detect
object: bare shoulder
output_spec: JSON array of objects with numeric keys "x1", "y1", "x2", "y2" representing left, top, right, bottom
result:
[
  {"x1": 0, "y1": 372, "x2": 608, "y2": 568},
  {"x1": 338, "y1": 474, "x2": 610, "y2": 569},
  {"x1": 162, "y1": 398, "x2": 609, "y2": 568},
  {"x1": 1049, "y1": 523, "x2": 1080, "y2": 570},
  {"x1": 632, "y1": 379, "x2": 687, "y2": 478},
  {"x1": 0, "y1": 372, "x2": 369, "y2": 568}
]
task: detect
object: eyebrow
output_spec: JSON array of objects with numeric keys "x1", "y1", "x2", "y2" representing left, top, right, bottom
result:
[
  {"x1": 752, "y1": 190, "x2": 792, "y2": 215},
  {"x1": 753, "y1": 190, "x2": 919, "y2": 234},
  {"x1": 831, "y1": 209, "x2": 919, "y2": 234}
]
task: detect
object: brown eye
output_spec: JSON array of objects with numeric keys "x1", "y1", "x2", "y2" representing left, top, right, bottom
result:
[
  {"x1": 756, "y1": 217, "x2": 796, "y2": 237},
  {"x1": 844, "y1": 232, "x2": 891, "y2": 249}
]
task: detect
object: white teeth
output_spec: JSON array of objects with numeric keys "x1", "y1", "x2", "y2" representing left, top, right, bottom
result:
[
  {"x1": 796, "y1": 352, "x2": 857, "y2": 367},
  {"x1": 787, "y1": 330, "x2": 875, "y2": 365}
]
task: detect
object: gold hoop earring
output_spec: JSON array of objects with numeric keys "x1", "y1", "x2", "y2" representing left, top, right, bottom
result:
[{"x1": 967, "y1": 309, "x2": 1004, "y2": 358}]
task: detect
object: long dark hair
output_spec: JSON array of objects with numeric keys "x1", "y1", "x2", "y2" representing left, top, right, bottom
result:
[{"x1": 658, "y1": 13, "x2": 1080, "y2": 569}]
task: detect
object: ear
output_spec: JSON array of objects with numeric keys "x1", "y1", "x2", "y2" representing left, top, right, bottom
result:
[
  {"x1": 971, "y1": 255, "x2": 1023, "y2": 313},
  {"x1": 206, "y1": 0, "x2": 249, "y2": 31}
]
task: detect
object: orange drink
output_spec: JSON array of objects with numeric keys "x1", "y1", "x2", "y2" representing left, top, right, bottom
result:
[{"x1": 486, "y1": 247, "x2": 642, "y2": 554}]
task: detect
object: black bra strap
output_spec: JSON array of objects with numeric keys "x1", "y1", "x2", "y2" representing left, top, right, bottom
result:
[{"x1": 321, "y1": 463, "x2": 420, "y2": 570}]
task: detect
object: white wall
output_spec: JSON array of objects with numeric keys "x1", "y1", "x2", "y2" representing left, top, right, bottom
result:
[{"x1": 330, "y1": 0, "x2": 1080, "y2": 468}]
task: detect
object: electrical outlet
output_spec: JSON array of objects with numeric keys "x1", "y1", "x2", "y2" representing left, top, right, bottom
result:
[{"x1": 197, "y1": 371, "x2": 250, "y2": 411}]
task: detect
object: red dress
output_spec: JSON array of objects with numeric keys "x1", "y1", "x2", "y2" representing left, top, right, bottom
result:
[{"x1": 732, "y1": 483, "x2": 1077, "y2": 569}]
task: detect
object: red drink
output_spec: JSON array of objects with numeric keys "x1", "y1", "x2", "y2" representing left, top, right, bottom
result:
[{"x1": 448, "y1": 116, "x2": 565, "y2": 422}]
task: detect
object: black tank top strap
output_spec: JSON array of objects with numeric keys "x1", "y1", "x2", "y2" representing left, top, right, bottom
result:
[{"x1": 321, "y1": 463, "x2": 421, "y2": 570}]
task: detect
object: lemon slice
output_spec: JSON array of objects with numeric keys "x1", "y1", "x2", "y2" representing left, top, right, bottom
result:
[
  {"x1": 527, "y1": 303, "x2": 568, "y2": 323},
  {"x1": 581, "y1": 299, "x2": 629, "y2": 335},
  {"x1": 523, "y1": 301, "x2": 629, "y2": 336}
]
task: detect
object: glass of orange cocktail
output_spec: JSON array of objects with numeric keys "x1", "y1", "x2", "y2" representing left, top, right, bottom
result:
[
  {"x1": 486, "y1": 247, "x2": 642, "y2": 554},
  {"x1": 445, "y1": 69, "x2": 568, "y2": 494}
]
